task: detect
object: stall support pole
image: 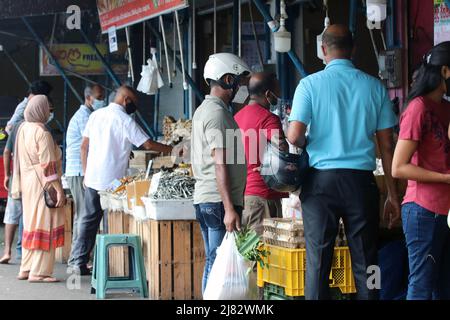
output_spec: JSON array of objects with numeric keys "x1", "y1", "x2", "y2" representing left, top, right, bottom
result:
[
  {"x1": 63, "y1": 82, "x2": 68, "y2": 171},
  {"x1": 386, "y1": 0, "x2": 397, "y2": 48},
  {"x1": 252, "y1": 0, "x2": 309, "y2": 78},
  {"x1": 147, "y1": 21, "x2": 204, "y2": 102},
  {"x1": 79, "y1": 28, "x2": 157, "y2": 140},
  {"x1": 232, "y1": 0, "x2": 239, "y2": 56},
  {"x1": 79, "y1": 28, "x2": 122, "y2": 87},
  {"x1": 22, "y1": 17, "x2": 83, "y2": 104}
]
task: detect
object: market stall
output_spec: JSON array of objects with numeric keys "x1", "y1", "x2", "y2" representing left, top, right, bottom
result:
[{"x1": 93, "y1": 116, "x2": 205, "y2": 300}]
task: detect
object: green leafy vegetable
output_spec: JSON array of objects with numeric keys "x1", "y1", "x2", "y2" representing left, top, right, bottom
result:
[{"x1": 235, "y1": 227, "x2": 270, "y2": 269}]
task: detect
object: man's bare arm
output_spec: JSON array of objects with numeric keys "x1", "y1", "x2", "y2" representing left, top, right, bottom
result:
[
  {"x1": 81, "y1": 137, "x2": 89, "y2": 176},
  {"x1": 287, "y1": 121, "x2": 307, "y2": 148},
  {"x1": 3, "y1": 148, "x2": 11, "y2": 191},
  {"x1": 376, "y1": 128, "x2": 401, "y2": 229},
  {"x1": 142, "y1": 140, "x2": 173, "y2": 155},
  {"x1": 213, "y1": 148, "x2": 241, "y2": 232}
]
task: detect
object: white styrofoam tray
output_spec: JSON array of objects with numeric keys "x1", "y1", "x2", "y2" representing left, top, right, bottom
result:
[
  {"x1": 141, "y1": 197, "x2": 196, "y2": 221},
  {"x1": 99, "y1": 191, "x2": 110, "y2": 210}
]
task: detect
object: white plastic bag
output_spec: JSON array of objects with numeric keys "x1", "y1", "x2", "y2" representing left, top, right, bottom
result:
[
  {"x1": 203, "y1": 232, "x2": 250, "y2": 300},
  {"x1": 136, "y1": 57, "x2": 164, "y2": 95}
]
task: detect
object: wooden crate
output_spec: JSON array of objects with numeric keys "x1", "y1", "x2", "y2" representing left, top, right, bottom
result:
[
  {"x1": 55, "y1": 199, "x2": 73, "y2": 264},
  {"x1": 127, "y1": 216, "x2": 151, "y2": 277},
  {"x1": 148, "y1": 220, "x2": 205, "y2": 300},
  {"x1": 107, "y1": 210, "x2": 130, "y2": 277}
]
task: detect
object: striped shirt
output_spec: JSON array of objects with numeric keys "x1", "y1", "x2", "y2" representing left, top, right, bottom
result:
[{"x1": 65, "y1": 105, "x2": 92, "y2": 177}]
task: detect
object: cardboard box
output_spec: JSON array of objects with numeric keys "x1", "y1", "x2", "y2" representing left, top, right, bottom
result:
[{"x1": 126, "y1": 180, "x2": 151, "y2": 209}]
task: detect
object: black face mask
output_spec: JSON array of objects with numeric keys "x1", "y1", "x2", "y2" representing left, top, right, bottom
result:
[{"x1": 125, "y1": 101, "x2": 137, "y2": 114}]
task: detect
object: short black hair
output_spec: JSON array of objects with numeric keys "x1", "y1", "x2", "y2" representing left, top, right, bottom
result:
[
  {"x1": 322, "y1": 28, "x2": 354, "y2": 54},
  {"x1": 29, "y1": 80, "x2": 53, "y2": 96},
  {"x1": 248, "y1": 72, "x2": 277, "y2": 96}
]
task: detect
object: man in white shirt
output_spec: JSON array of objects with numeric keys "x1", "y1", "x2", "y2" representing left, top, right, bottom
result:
[{"x1": 69, "y1": 85, "x2": 172, "y2": 274}]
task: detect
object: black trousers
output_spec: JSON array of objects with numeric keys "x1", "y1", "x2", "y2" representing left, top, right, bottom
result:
[{"x1": 300, "y1": 169, "x2": 380, "y2": 300}]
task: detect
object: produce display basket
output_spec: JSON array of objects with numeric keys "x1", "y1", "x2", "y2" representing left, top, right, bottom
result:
[
  {"x1": 263, "y1": 283, "x2": 303, "y2": 300},
  {"x1": 141, "y1": 197, "x2": 196, "y2": 220},
  {"x1": 257, "y1": 245, "x2": 356, "y2": 296},
  {"x1": 263, "y1": 218, "x2": 305, "y2": 249}
]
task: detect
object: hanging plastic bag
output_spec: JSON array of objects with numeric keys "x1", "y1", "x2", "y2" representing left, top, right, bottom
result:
[
  {"x1": 137, "y1": 62, "x2": 152, "y2": 94},
  {"x1": 148, "y1": 55, "x2": 164, "y2": 95},
  {"x1": 203, "y1": 232, "x2": 250, "y2": 300},
  {"x1": 137, "y1": 56, "x2": 164, "y2": 95}
]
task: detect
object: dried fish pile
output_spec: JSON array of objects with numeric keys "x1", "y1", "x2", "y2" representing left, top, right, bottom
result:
[
  {"x1": 163, "y1": 116, "x2": 192, "y2": 145},
  {"x1": 150, "y1": 172, "x2": 195, "y2": 200}
]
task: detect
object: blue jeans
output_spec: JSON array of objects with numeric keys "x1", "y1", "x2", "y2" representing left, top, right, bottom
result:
[
  {"x1": 378, "y1": 240, "x2": 408, "y2": 300},
  {"x1": 195, "y1": 202, "x2": 243, "y2": 294},
  {"x1": 16, "y1": 216, "x2": 23, "y2": 259},
  {"x1": 402, "y1": 202, "x2": 450, "y2": 300}
]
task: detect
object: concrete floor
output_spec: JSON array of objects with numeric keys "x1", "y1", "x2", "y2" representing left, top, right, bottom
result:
[{"x1": 0, "y1": 224, "x2": 144, "y2": 300}]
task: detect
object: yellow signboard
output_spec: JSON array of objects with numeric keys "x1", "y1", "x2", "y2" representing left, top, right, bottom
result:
[{"x1": 40, "y1": 43, "x2": 128, "y2": 76}]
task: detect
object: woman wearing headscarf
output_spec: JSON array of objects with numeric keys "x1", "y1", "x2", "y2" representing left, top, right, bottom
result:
[
  {"x1": 392, "y1": 41, "x2": 450, "y2": 300},
  {"x1": 11, "y1": 95, "x2": 66, "y2": 283}
]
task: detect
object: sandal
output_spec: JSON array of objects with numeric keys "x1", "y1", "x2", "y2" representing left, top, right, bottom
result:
[
  {"x1": 28, "y1": 276, "x2": 60, "y2": 283},
  {"x1": 0, "y1": 256, "x2": 11, "y2": 264},
  {"x1": 17, "y1": 272, "x2": 30, "y2": 280}
]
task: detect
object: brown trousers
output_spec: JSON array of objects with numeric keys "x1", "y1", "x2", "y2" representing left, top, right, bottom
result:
[{"x1": 242, "y1": 195, "x2": 283, "y2": 235}]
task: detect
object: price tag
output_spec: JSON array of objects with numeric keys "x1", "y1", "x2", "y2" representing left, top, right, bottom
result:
[
  {"x1": 148, "y1": 172, "x2": 162, "y2": 196},
  {"x1": 145, "y1": 160, "x2": 153, "y2": 180},
  {"x1": 108, "y1": 26, "x2": 118, "y2": 53}
]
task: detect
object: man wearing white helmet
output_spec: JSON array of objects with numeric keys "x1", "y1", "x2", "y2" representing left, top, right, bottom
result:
[{"x1": 191, "y1": 53, "x2": 251, "y2": 293}]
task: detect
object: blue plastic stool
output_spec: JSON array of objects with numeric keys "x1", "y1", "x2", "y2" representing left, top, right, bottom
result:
[{"x1": 91, "y1": 234, "x2": 148, "y2": 299}]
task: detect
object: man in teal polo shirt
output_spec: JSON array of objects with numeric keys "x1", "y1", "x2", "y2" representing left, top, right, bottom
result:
[{"x1": 287, "y1": 25, "x2": 400, "y2": 300}]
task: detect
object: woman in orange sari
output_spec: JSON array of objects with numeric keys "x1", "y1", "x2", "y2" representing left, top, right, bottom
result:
[{"x1": 11, "y1": 95, "x2": 66, "y2": 283}]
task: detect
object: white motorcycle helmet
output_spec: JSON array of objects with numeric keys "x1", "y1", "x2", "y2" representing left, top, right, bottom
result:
[{"x1": 203, "y1": 53, "x2": 251, "y2": 87}]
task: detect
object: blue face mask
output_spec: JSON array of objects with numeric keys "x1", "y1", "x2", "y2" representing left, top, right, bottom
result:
[{"x1": 92, "y1": 99, "x2": 105, "y2": 110}]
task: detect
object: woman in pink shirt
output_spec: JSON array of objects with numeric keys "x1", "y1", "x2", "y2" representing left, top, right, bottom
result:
[{"x1": 393, "y1": 41, "x2": 450, "y2": 300}]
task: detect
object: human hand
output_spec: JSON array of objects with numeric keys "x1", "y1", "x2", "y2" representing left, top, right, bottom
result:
[
  {"x1": 56, "y1": 187, "x2": 67, "y2": 208},
  {"x1": 223, "y1": 208, "x2": 241, "y2": 232},
  {"x1": 4, "y1": 176, "x2": 10, "y2": 191},
  {"x1": 384, "y1": 195, "x2": 401, "y2": 229}
]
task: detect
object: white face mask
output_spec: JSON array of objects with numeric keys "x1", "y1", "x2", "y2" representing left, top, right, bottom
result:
[
  {"x1": 232, "y1": 85, "x2": 249, "y2": 105},
  {"x1": 92, "y1": 99, "x2": 106, "y2": 110},
  {"x1": 47, "y1": 112, "x2": 54, "y2": 124}
]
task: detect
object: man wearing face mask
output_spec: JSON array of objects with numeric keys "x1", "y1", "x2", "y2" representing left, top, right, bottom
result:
[
  {"x1": 66, "y1": 84, "x2": 105, "y2": 269},
  {"x1": 69, "y1": 85, "x2": 172, "y2": 275},
  {"x1": 287, "y1": 25, "x2": 399, "y2": 300},
  {"x1": 234, "y1": 72, "x2": 289, "y2": 235},
  {"x1": 191, "y1": 53, "x2": 250, "y2": 293}
]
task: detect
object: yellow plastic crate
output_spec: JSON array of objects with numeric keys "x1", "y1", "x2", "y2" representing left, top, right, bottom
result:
[{"x1": 257, "y1": 245, "x2": 356, "y2": 296}]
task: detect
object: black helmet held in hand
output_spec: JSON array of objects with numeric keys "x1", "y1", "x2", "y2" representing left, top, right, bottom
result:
[{"x1": 260, "y1": 142, "x2": 309, "y2": 193}]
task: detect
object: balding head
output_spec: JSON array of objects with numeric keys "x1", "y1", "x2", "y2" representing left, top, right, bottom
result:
[
  {"x1": 322, "y1": 24, "x2": 354, "y2": 61},
  {"x1": 114, "y1": 85, "x2": 139, "y2": 110},
  {"x1": 248, "y1": 72, "x2": 280, "y2": 109}
]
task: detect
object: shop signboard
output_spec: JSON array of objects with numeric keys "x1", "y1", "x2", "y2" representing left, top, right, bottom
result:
[
  {"x1": 434, "y1": 0, "x2": 450, "y2": 44},
  {"x1": 97, "y1": 0, "x2": 188, "y2": 33},
  {"x1": 39, "y1": 43, "x2": 128, "y2": 76}
]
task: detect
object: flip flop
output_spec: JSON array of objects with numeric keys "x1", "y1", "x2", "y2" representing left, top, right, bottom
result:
[
  {"x1": 17, "y1": 272, "x2": 29, "y2": 280},
  {"x1": 28, "y1": 277, "x2": 60, "y2": 283},
  {"x1": 0, "y1": 257, "x2": 11, "y2": 264}
]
